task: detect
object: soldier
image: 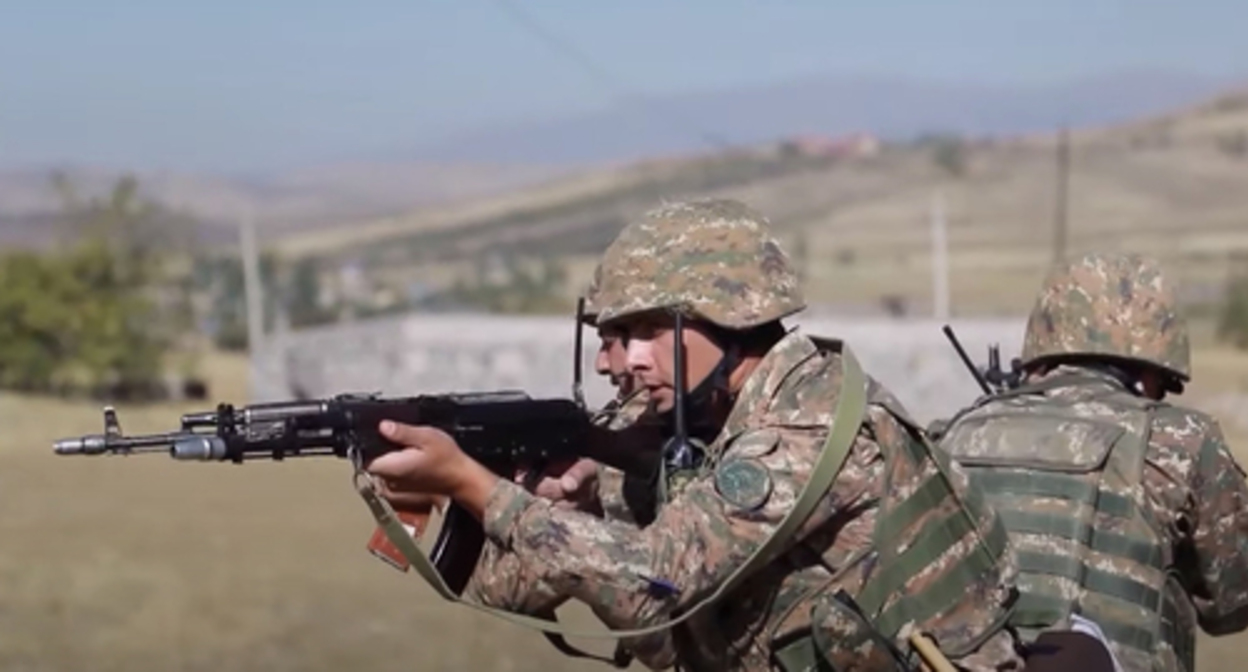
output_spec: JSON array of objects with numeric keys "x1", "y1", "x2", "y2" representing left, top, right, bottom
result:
[
  {"x1": 366, "y1": 198, "x2": 1025, "y2": 670},
  {"x1": 451, "y1": 267, "x2": 655, "y2": 668},
  {"x1": 933, "y1": 252, "x2": 1248, "y2": 672},
  {"x1": 513, "y1": 261, "x2": 651, "y2": 516},
  {"x1": 582, "y1": 263, "x2": 656, "y2": 523}
]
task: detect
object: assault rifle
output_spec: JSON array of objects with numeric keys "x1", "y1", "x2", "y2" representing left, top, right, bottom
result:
[
  {"x1": 52, "y1": 390, "x2": 663, "y2": 594},
  {"x1": 941, "y1": 324, "x2": 1023, "y2": 396}
]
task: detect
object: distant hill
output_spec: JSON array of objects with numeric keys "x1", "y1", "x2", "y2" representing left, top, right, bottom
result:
[
  {"x1": 0, "y1": 162, "x2": 573, "y2": 249},
  {"x1": 270, "y1": 82, "x2": 1248, "y2": 317},
  {"x1": 0, "y1": 69, "x2": 1239, "y2": 251},
  {"x1": 413, "y1": 69, "x2": 1241, "y2": 163}
]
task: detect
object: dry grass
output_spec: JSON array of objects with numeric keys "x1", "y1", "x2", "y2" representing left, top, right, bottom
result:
[
  {"x1": 793, "y1": 136, "x2": 1248, "y2": 313},
  {"x1": 0, "y1": 352, "x2": 618, "y2": 671},
  {"x1": 4, "y1": 344, "x2": 1248, "y2": 670}
]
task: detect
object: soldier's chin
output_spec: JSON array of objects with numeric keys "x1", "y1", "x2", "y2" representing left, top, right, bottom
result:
[{"x1": 648, "y1": 390, "x2": 674, "y2": 413}]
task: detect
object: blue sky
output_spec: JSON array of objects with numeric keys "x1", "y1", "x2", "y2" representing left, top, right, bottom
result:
[{"x1": 2, "y1": 0, "x2": 1245, "y2": 173}]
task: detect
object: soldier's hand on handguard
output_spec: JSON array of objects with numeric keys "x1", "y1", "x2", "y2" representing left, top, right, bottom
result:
[
  {"x1": 514, "y1": 458, "x2": 600, "y2": 510},
  {"x1": 367, "y1": 420, "x2": 499, "y2": 521}
]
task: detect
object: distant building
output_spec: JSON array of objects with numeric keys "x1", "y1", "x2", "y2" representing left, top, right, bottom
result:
[{"x1": 784, "y1": 132, "x2": 881, "y2": 159}]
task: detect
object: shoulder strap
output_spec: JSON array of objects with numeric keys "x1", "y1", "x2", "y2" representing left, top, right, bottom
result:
[{"x1": 353, "y1": 343, "x2": 870, "y2": 642}]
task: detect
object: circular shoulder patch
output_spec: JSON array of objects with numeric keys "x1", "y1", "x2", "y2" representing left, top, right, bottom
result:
[{"x1": 714, "y1": 458, "x2": 774, "y2": 511}]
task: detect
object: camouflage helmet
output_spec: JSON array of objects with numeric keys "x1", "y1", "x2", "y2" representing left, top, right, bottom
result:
[
  {"x1": 1020, "y1": 251, "x2": 1191, "y2": 382},
  {"x1": 594, "y1": 198, "x2": 805, "y2": 330}
]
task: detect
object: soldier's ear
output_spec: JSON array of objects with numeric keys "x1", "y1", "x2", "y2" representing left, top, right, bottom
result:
[{"x1": 1139, "y1": 371, "x2": 1173, "y2": 400}]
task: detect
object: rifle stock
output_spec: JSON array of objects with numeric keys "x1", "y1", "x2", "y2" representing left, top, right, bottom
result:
[{"x1": 52, "y1": 390, "x2": 661, "y2": 593}]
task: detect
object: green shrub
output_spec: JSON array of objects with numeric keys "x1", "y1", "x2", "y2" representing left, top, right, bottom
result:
[{"x1": 1217, "y1": 267, "x2": 1248, "y2": 350}]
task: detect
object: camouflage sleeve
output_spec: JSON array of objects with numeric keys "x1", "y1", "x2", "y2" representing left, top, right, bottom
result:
[
  {"x1": 463, "y1": 539, "x2": 567, "y2": 614},
  {"x1": 464, "y1": 450, "x2": 627, "y2": 611},
  {"x1": 588, "y1": 393, "x2": 650, "y2": 524},
  {"x1": 1147, "y1": 409, "x2": 1248, "y2": 635},
  {"x1": 481, "y1": 423, "x2": 839, "y2": 667},
  {"x1": 594, "y1": 464, "x2": 638, "y2": 525},
  {"x1": 464, "y1": 445, "x2": 642, "y2": 613}
]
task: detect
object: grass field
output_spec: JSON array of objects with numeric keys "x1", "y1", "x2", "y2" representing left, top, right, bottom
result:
[
  {"x1": 0, "y1": 353, "x2": 618, "y2": 672},
  {"x1": 3, "y1": 341, "x2": 1248, "y2": 671}
]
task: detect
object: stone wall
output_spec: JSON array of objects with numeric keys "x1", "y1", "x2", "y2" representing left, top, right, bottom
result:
[{"x1": 251, "y1": 314, "x2": 1026, "y2": 425}]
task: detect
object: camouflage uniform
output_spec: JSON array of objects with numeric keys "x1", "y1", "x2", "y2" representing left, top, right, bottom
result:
[
  {"x1": 475, "y1": 199, "x2": 1025, "y2": 671},
  {"x1": 936, "y1": 252, "x2": 1248, "y2": 672},
  {"x1": 592, "y1": 390, "x2": 655, "y2": 525},
  {"x1": 464, "y1": 264, "x2": 652, "y2": 618}
]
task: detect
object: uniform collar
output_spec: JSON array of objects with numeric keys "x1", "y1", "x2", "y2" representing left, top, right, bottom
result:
[
  {"x1": 717, "y1": 328, "x2": 828, "y2": 443},
  {"x1": 1030, "y1": 363, "x2": 1136, "y2": 394}
]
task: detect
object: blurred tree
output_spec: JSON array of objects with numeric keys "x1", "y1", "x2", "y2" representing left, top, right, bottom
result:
[
  {"x1": 0, "y1": 174, "x2": 203, "y2": 399},
  {"x1": 1217, "y1": 265, "x2": 1248, "y2": 350},
  {"x1": 202, "y1": 252, "x2": 280, "y2": 351},
  {"x1": 0, "y1": 241, "x2": 165, "y2": 397},
  {"x1": 443, "y1": 252, "x2": 571, "y2": 314},
  {"x1": 0, "y1": 251, "x2": 77, "y2": 391},
  {"x1": 63, "y1": 239, "x2": 168, "y2": 397},
  {"x1": 286, "y1": 257, "x2": 336, "y2": 328},
  {"x1": 932, "y1": 136, "x2": 968, "y2": 177}
]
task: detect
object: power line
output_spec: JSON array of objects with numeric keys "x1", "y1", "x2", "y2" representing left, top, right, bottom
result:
[{"x1": 483, "y1": 0, "x2": 733, "y2": 152}]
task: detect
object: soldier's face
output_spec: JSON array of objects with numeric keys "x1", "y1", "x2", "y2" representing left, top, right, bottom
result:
[
  {"x1": 620, "y1": 316, "x2": 723, "y2": 413},
  {"x1": 595, "y1": 326, "x2": 633, "y2": 394}
]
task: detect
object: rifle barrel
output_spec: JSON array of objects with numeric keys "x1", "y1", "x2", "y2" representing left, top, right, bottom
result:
[{"x1": 53, "y1": 431, "x2": 189, "y2": 456}]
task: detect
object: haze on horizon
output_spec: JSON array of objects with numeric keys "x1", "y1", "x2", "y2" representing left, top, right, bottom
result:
[{"x1": 2, "y1": 0, "x2": 1246, "y2": 175}]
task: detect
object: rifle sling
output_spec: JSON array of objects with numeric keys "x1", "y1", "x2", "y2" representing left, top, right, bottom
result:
[{"x1": 355, "y1": 343, "x2": 869, "y2": 643}]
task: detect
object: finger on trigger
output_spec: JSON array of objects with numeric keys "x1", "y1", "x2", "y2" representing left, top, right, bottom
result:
[{"x1": 365, "y1": 451, "x2": 406, "y2": 478}]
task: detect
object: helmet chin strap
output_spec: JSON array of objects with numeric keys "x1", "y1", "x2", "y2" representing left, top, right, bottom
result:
[
  {"x1": 571, "y1": 297, "x2": 587, "y2": 409},
  {"x1": 654, "y1": 311, "x2": 739, "y2": 504},
  {"x1": 671, "y1": 345, "x2": 737, "y2": 440}
]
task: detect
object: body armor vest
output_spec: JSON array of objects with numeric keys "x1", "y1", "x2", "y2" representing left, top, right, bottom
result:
[
  {"x1": 937, "y1": 373, "x2": 1195, "y2": 672},
  {"x1": 769, "y1": 362, "x2": 1014, "y2": 672}
]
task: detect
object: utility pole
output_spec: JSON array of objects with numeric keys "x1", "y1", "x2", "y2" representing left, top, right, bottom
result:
[
  {"x1": 931, "y1": 189, "x2": 950, "y2": 320},
  {"x1": 1053, "y1": 126, "x2": 1070, "y2": 263},
  {"x1": 239, "y1": 208, "x2": 265, "y2": 392}
]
